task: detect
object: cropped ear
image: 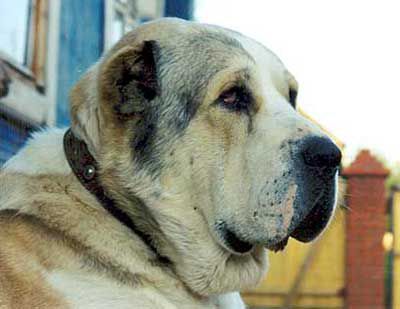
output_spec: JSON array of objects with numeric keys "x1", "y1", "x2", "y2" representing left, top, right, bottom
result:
[{"x1": 99, "y1": 40, "x2": 159, "y2": 118}]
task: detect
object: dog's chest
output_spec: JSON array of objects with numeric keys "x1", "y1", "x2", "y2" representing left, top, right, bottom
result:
[{"x1": 47, "y1": 271, "x2": 244, "y2": 309}]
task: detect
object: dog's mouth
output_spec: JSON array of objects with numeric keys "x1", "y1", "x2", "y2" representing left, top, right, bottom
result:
[
  {"x1": 216, "y1": 224, "x2": 290, "y2": 255},
  {"x1": 222, "y1": 227, "x2": 254, "y2": 254},
  {"x1": 216, "y1": 199, "x2": 334, "y2": 255},
  {"x1": 290, "y1": 192, "x2": 334, "y2": 242},
  {"x1": 215, "y1": 184, "x2": 336, "y2": 255},
  {"x1": 265, "y1": 236, "x2": 290, "y2": 252}
]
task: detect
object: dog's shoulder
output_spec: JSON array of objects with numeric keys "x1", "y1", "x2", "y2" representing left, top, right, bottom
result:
[
  {"x1": 0, "y1": 209, "x2": 70, "y2": 308},
  {"x1": 0, "y1": 210, "x2": 180, "y2": 309}
]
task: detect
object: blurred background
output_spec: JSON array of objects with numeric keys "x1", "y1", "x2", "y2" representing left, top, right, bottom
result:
[{"x1": 0, "y1": 1, "x2": 399, "y2": 308}]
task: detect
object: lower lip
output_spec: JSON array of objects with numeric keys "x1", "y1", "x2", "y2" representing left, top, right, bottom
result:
[
  {"x1": 223, "y1": 228, "x2": 254, "y2": 254},
  {"x1": 265, "y1": 236, "x2": 289, "y2": 252},
  {"x1": 222, "y1": 229, "x2": 290, "y2": 254},
  {"x1": 218, "y1": 223, "x2": 291, "y2": 254}
]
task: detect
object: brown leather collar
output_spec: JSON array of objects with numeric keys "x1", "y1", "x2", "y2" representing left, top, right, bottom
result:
[{"x1": 63, "y1": 128, "x2": 168, "y2": 263}]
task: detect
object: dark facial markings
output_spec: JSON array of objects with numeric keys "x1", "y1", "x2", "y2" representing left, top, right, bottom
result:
[
  {"x1": 123, "y1": 30, "x2": 255, "y2": 175},
  {"x1": 161, "y1": 31, "x2": 255, "y2": 132},
  {"x1": 288, "y1": 88, "x2": 298, "y2": 109},
  {"x1": 113, "y1": 41, "x2": 160, "y2": 118}
]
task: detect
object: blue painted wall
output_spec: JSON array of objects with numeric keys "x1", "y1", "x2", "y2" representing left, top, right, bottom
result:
[
  {"x1": 164, "y1": 0, "x2": 193, "y2": 20},
  {"x1": 0, "y1": 1, "x2": 105, "y2": 165},
  {"x1": 0, "y1": 115, "x2": 33, "y2": 165},
  {"x1": 56, "y1": 0, "x2": 104, "y2": 126},
  {"x1": 56, "y1": 0, "x2": 193, "y2": 126}
]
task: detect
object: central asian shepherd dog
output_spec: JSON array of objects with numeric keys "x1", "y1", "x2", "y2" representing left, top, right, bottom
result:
[{"x1": 0, "y1": 18, "x2": 341, "y2": 308}]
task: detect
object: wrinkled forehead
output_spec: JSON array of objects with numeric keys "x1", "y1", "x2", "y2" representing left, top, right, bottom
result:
[
  {"x1": 227, "y1": 30, "x2": 290, "y2": 87},
  {"x1": 157, "y1": 29, "x2": 254, "y2": 82},
  {"x1": 111, "y1": 19, "x2": 291, "y2": 95},
  {"x1": 158, "y1": 24, "x2": 289, "y2": 91}
]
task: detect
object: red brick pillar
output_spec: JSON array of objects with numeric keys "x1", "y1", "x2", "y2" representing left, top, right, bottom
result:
[{"x1": 342, "y1": 150, "x2": 389, "y2": 309}]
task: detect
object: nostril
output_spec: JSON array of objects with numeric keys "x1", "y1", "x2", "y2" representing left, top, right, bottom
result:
[{"x1": 302, "y1": 136, "x2": 342, "y2": 168}]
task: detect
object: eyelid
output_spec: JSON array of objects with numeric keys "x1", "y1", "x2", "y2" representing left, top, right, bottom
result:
[
  {"x1": 218, "y1": 85, "x2": 252, "y2": 112},
  {"x1": 218, "y1": 80, "x2": 242, "y2": 98},
  {"x1": 216, "y1": 69, "x2": 251, "y2": 100}
]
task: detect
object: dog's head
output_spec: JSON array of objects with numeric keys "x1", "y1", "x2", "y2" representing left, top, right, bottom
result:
[{"x1": 70, "y1": 18, "x2": 341, "y2": 295}]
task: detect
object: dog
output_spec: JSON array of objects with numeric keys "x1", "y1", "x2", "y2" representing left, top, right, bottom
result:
[{"x1": 0, "y1": 18, "x2": 341, "y2": 308}]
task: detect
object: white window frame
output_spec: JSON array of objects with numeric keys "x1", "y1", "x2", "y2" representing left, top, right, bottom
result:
[
  {"x1": 104, "y1": 0, "x2": 165, "y2": 52},
  {"x1": 0, "y1": 0, "x2": 60, "y2": 126}
]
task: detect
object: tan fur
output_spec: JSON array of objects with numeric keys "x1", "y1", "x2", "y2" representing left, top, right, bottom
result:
[
  {"x1": 0, "y1": 213, "x2": 67, "y2": 309},
  {"x1": 0, "y1": 172, "x2": 216, "y2": 308}
]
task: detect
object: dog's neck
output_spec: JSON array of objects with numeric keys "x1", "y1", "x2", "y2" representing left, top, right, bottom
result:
[{"x1": 63, "y1": 128, "x2": 170, "y2": 264}]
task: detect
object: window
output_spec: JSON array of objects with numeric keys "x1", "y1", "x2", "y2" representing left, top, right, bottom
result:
[
  {"x1": 112, "y1": 11, "x2": 125, "y2": 46},
  {"x1": 0, "y1": 0, "x2": 59, "y2": 126},
  {"x1": 0, "y1": 0, "x2": 48, "y2": 88},
  {"x1": 104, "y1": 0, "x2": 165, "y2": 51},
  {"x1": 0, "y1": 0, "x2": 31, "y2": 66}
]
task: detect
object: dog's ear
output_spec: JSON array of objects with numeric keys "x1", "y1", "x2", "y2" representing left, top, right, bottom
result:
[
  {"x1": 70, "y1": 66, "x2": 102, "y2": 157},
  {"x1": 69, "y1": 41, "x2": 159, "y2": 156},
  {"x1": 99, "y1": 40, "x2": 159, "y2": 118}
]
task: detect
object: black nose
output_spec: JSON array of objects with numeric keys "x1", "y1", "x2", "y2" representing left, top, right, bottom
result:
[{"x1": 301, "y1": 136, "x2": 342, "y2": 168}]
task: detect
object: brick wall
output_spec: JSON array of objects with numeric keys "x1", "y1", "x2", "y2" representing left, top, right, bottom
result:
[{"x1": 343, "y1": 150, "x2": 389, "y2": 309}]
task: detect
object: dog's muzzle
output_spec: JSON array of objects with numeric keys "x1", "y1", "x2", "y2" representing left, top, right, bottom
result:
[{"x1": 215, "y1": 135, "x2": 341, "y2": 255}]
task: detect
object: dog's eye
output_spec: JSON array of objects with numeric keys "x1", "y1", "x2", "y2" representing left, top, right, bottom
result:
[
  {"x1": 289, "y1": 88, "x2": 297, "y2": 108},
  {"x1": 219, "y1": 87, "x2": 251, "y2": 111}
]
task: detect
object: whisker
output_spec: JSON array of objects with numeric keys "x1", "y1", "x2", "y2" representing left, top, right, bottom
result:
[{"x1": 338, "y1": 204, "x2": 351, "y2": 211}]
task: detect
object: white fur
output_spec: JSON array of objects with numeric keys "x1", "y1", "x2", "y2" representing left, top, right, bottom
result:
[
  {"x1": 47, "y1": 271, "x2": 245, "y2": 309},
  {"x1": 3, "y1": 128, "x2": 70, "y2": 175},
  {"x1": 215, "y1": 292, "x2": 246, "y2": 308},
  {"x1": 48, "y1": 272, "x2": 178, "y2": 309}
]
